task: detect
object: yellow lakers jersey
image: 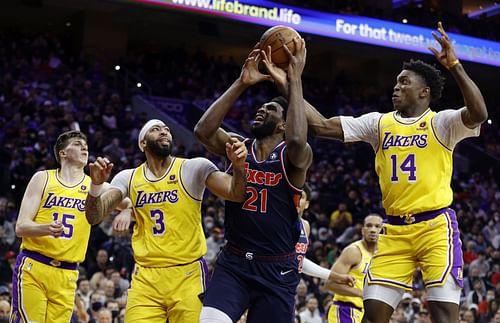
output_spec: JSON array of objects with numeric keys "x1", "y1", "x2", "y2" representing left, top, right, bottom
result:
[
  {"x1": 333, "y1": 240, "x2": 372, "y2": 309},
  {"x1": 129, "y1": 158, "x2": 206, "y2": 267},
  {"x1": 21, "y1": 169, "x2": 91, "y2": 263},
  {"x1": 375, "y1": 109, "x2": 453, "y2": 216}
]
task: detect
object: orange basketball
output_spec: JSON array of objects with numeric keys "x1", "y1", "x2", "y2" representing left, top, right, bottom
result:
[{"x1": 259, "y1": 25, "x2": 301, "y2": 69}]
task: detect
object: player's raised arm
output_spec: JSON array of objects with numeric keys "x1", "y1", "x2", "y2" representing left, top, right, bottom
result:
[
  {"x1": 283, "y1": 38, "x2": 312, "y2": 177},
  {"x1": 85, "y1": 157, "x2": 123, "y2": 225},
  {"x1": 428, "y1": 22, "x2": 488, "y2": 128},
  {"x1": 262, "y1": 44, "x2": 344, "y2": 141},
  {"x1": 194, "y1": 45, "x2": 273, "y2": 156},
  {"x1": 16, "y1": 171, "x2": 63, "y2": 237}
]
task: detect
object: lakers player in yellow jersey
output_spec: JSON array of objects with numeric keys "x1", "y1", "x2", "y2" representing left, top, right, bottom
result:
[
  {"x1": 84, "y1": 119, "x2": 247, "y2": 323},
  {"x1": 263, "y1": 22, "x2": 487, "y2": 323},
  {"x1": 326, "y1": 214, "x2": 382, "y2": 323},
  {"x1": 11, "y1": 130, "x2": 130, "y2": 323}
]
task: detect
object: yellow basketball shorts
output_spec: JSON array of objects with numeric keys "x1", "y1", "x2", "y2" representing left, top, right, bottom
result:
[
  {"x1": 10, "y1": 250, "x2": 79, "y2": 323},
  {"x1": 125, "y1": 258, "x2": 209, "y2": 323},
  {"x1": 328, "y1": 301, "x2": 363, "y2": 323},
  {"x1": 367, "y1": 208, "x2": 463, "y2": 290}
]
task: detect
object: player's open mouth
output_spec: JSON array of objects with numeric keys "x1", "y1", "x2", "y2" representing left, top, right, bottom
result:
[{"x1": 254, "y1": 114, "x2": 265, "y2": 122}]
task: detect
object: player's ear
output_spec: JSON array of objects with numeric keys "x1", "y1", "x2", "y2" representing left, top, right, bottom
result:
[
  {"x1": 59, "y1": 150, "x2": 66, "y2": 160},
  {"x1": 278, "y1": 122, "x2": 286, "y2": 132},
  {"x1": 420, "y1": 87, "x2": 430, "y2": 98},
  {"x1": 140, "y1": 139, "x2": 146, "y2": 151}
]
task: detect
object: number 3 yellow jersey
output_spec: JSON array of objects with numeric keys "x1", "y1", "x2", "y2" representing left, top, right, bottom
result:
[
  {"x1": 129, "y1": 158, "x2": 206, "y2": 267},
  {"x1": 21, "y1": 170, "x2": 91, "y2": 263},
  {"x1": 375, "y1": 109, "x2": 453, "y2": 216}
]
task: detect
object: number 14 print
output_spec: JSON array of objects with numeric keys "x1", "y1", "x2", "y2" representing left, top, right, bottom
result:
[{"x1": 390, "y1": 154, "x2": 417, "y2": 182}]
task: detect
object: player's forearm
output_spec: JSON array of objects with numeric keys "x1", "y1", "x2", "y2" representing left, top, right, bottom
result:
[
  {"x1": 194, "y1": 79, "x2": 247, "y2": 143},
  {"x1": 229, "y1": 166, "x2": 247, "y2": 202},
  {"x1": 326, "y1": 281, "x2": 362, "y2": 298},
  {"x1": 85, "y1": 189, "x2": 123, "y2": 225},
  {"x1": 304, "y1": 101, "x2": 344, "y2": 140},
  {"x1": 302, "y1": 258, "x2": 331, "y2": 280},
  {"x1": 450, "y1": 63, "x2": 488, "y2": 126},
  {"x1": 285, "y1": 78, "x2": 311, "y2": 169},
  {"x1": 15, "y1": 219, "x2": 51, "y2": 237}
]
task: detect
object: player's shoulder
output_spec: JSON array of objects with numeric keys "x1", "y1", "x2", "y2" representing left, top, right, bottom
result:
[
  {"x1": 31, "y1": 169, "x2": 50, "y2": 182},
  {"x1": 343, "y1": 241, "x2": 363, "y2": 256},
  {"x1": 182, "y1": 157, "x2": 218, "y2": 172}
]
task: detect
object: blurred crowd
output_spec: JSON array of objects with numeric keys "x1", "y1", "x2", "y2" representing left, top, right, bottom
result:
[{"x1": 0, "y1": 32, "x2": 499, "y2": 323}]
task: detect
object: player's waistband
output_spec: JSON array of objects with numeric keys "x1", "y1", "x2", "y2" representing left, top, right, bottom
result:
[
  {"x1": 226, "y1": 243, "x2": 295, "y2": 262},
  {"x1": 20, "y1": 249, "x2": 78, "y2": 270},
  {"x1": 385, "y1": 207, "x2": 450, "y2": 225},
  {"x1": 332, "y1": 300, "x2": 362, "y2": 312}
]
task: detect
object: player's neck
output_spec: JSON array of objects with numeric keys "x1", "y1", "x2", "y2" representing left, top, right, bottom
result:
[
  {"x1": 398, "y1": 105, "x2": 428, "y2": 118},
  {"x1": 362, "y1": 239, "x2": 377, "y2": 254},
  {"x1": 145, "y1": 155, "x2": 173, "y2": 178},
  {"x1": 254, "y1": 135, "x2": 282, "y2": 160},
  {"x1": 58, "y1": 164, "x2": 85, "y2": 185}
]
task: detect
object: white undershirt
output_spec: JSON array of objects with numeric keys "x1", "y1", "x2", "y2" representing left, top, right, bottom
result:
[{"x1": 340, "y1": 107, "x2": 480, "y2": 151}]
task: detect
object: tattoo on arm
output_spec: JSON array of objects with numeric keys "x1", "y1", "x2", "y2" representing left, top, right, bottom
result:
[{"x1": 85, "y1": 190, "x2": 123, "y2": 225}]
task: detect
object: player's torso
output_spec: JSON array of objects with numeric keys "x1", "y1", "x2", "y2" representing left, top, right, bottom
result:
[
  {"x1": 296, "y1": 220, "x2": 309, "y2": 273},
  {"x1": 375, "y1": 109, "x2": 453, "y2": 215},
  {"x1": 22, "y1": 169, "x2": 91, "y2": 263},
  {"x1": 129, "y1": 158, "x2": 205, "y2": 267},
  {"x1": 333, "y1": 241, "x2": 372, "y2": 309},
  {"x1": 225, "y1": 140, "x2": 302, "y2": 254}
]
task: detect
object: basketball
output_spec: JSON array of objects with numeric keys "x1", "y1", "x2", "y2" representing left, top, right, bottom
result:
[{"x1": 259, "y1": 25, "x2": 301, "y2": 69}]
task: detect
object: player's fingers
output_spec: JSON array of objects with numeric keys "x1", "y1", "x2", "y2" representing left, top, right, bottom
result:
[
  {"x1": 428, "y1": 46, "x2": 439, "y2": 57},
  {"x1": 437, "y1": 21, "x2": 446, "y2": 36},
  {"x1": 253, "y1": 42, "x2": 260, "y2": 49},
  {"x1": 122, "y1": 221, "x2": 130, "y2": 231},
  {"x1": 282, "y1": 42, "x2": 293, "y2": 58},
  {"x1": 267, "y1": 46, "x2": 273, "y2": 62},
  {"x1": 431, "y1": 32, "x2": 443, "y2": 45}
]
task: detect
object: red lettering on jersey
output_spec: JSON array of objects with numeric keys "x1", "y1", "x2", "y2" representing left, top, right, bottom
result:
[
  {"x1": 295, "y1": 242, "x2": 308, "y2": 253},
  {"x1": 244, "y1": 163, "x2": 283, "y2": 187}
]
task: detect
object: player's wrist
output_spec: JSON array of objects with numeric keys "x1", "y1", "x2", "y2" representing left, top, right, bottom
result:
[
  {"x1": 447, "y1": 59, "x2": 460, "y2": 70},
  {"x1": 89, "y1": 182, "x2": 104, "y2": 197}
]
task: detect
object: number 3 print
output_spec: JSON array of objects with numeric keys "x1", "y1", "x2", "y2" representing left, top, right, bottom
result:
[{"x1": 150, "y1": 209, "x2": 166, "y2": 235}]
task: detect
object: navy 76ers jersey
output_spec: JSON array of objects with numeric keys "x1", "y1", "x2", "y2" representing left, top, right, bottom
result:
[{"x1": 225, "y1": 139, "x2": 302, "y2": 255}]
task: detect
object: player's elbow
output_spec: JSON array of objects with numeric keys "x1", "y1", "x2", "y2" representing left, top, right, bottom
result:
[
  {"x1": 194, "y1": 123, "x2": 210, "y2": 143},
  {"x1": 231, "y1": 191, "x2": 246, "y2": 203},
  {"x1": 472, "y1": 107, "x2": 488, "y2": 124},
  {"x1": 15, "y1": 221, "x2": 27, "y2": 237}
]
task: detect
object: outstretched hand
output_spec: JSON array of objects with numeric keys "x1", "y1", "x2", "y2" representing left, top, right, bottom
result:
[
  {"x1": 239, "y1": 43, "x2": 273, "y2": 86},
  {"x1": 283, "y1": 37, "x2": 307, "y2": 80},
  {"x1": 226, "y1": 138, "x2": 247, "y2": 168},
  {"x1": 261, "y1": 46, "x2": 289, "y2": 96},
  {"x1": 89, "y1": 157, "x2": 114, "y2": 185},
  {"x1": 428, "y1": 21, "x2": 459, "y2": 69}
]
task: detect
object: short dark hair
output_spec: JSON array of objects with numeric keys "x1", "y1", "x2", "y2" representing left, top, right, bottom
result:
[
  {"x1": 270, "y1": 96, "x2": 288, "y2": 120},
  {"x1": 302, "y1": 183, "x2": 312, "y2": 202},
  {"x1": 53, "y1": 130, "x2": 87, "y2": 164},
  {"x1": 402, "y1": 59, "x2": 445, "y2": 102}
]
